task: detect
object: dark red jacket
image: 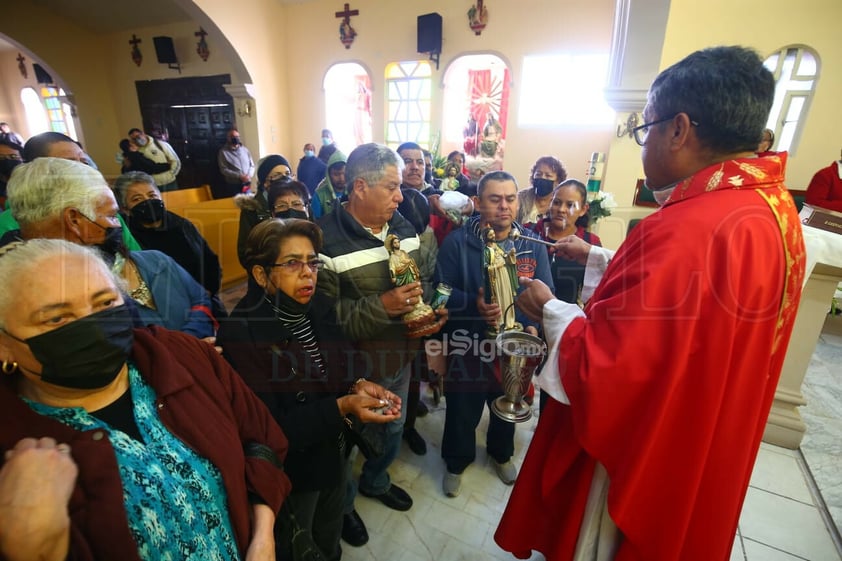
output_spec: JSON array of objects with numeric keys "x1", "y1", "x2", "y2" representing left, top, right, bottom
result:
[{"x1": 0, "y1": 326, "x2": 291, "y2": 561}]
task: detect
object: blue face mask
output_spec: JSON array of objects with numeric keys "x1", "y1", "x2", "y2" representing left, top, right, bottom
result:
[
  {"x1": 321, "y1": 137, "x2": 332, "y2": 146},
  {"x1": 305, "y1": 150, "x2": 315, "y2": 158}
]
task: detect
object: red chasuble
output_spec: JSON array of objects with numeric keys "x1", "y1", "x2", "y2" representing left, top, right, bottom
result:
[{"x1": 495, "y1": 154, "x2": 805, "y2": 561}]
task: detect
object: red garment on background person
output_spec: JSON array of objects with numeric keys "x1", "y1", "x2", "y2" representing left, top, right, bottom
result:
[
  {"x1": 806, "y1": 160, "x2": 842, "y2": 212},
  {"x1": 495, "y1": 154, "x2": 805, "y2": 561}
]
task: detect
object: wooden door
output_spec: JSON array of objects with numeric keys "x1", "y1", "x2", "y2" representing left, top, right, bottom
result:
[{"x1": 136, "y1": 75, "x2": 234, "y2": 193}]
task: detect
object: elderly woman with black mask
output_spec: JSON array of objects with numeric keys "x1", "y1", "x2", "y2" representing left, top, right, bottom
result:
[
  {"x1": 113, "y1": 171, "x2": 225, "y2": 318},
  {"x1": 218, "y1": 218, "x2": 400, "y2": 560},
  {"x1": 0, "y1": 238, "x2": 290, "y2": 561},
  {"x1": 6, "y1": 158, "x2": 216, "y2": 339}
]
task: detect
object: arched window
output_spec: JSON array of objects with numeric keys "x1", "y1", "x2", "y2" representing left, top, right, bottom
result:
[
  {"x1": 442, "y1": 53, "x2": 511, "y2": 176},
  {"x1": 763, "y1": 46, "x2": 819, "y2": 155},
  {"x1": 323, "y1": 63, "x2": 372, "y2": 151},
  {"x1": 385, "y1": 60, "x2": 432, "y2": 149},
  {"x1": 21, "y1": 87, "x2": 48, "y2": 136}
]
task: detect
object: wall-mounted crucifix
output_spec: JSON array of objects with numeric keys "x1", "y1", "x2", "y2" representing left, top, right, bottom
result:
[
  {"x1": 195, "y1": 27, "x2": 210, "y2": 61},
  {"x1": 129, "y1": 34, "x2": 143, "y2": 67},
  {"x1": 16, "y1": 53, "x2": 27, "y2": 79},
  {"x1": 335, "y1": 3, "x2": 359, "y2": 49}
]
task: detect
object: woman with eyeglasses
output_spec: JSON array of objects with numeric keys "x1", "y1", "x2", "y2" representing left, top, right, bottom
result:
[
  {"x1": 217, "y1": 218, "x2": 401, "y2": 560},
  {"x1": 235, "y1": 154, "x2": 296, "y2": 267},
  {"x1": 516, "y1": 155, "x2": 568, "y2": 227}
]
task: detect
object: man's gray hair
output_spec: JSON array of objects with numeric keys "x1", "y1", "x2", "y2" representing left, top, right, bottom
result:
[
  {"x1": 113, "y1": 171, "x2": 158, "y2": 209},
  {"x1": 6, "y1": 157, "x2": 111, "y2": 227},
  {"x1": 0, "y1": 239, "x2": 120, "y2": 330},
  {"x1": 345, "y1": 143, "x2": 404, "y2": 193}
]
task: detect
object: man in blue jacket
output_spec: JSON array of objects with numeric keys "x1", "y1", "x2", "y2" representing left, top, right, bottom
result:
[{"x1": 434, "y1": 170, "x2": 553, "y2": 498}]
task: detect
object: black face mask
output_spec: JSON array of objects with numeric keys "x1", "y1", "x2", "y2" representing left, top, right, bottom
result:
[
  {"x1": 274, "y1": 209, "x2": 309, "y2": 220},
  {"x1": 0, "y1": 158, "x2": 21, "y2": 181},
  {"x1": 231, "y1": 137, "x2": 242, "y2": 146},
  {"x1": 10, "y1": 305, "x2": 134, "y2": 389},
  {"x1": 130, "y1": 198, "x2": 166, "y2": 225},
  {"x1": 264, "y1": 278, "x2": 312, "y2": 316},
  {"x1": 97, "y1": 225, "x2": 125, "y2": 257},
  {"x1": 533, "y1": 178, "x2": 556, "y2": 197},
  {"x1": 79, "y1": 212, "x2": 124, "y2": 257}
]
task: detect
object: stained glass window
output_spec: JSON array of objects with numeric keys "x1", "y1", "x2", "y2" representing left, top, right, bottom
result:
[
  {"x1": 40, "y1": 86, "x2": 69, "y2": 135},
  {"x1": 384, "y1": 61, "x2": 432, "y2": 149}
]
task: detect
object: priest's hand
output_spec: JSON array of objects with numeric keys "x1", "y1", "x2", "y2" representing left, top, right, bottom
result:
[
  {"x1": 551, "y1": 235, "x2": 591, "y2": 265},
  {"x1": 516, "y1": 278, "x2": 555, "y2": 323}
]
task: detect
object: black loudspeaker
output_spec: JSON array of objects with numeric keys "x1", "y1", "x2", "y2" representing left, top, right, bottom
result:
[
  {"x1": 417, "y1": 13, "x2": 442, "y2": 54},
  {"x1": 153, "y1": 36, "x2": 178, "y2": 64},
  {"x1": 33, "y1": 63, "x2": 53, "y2": 85}
]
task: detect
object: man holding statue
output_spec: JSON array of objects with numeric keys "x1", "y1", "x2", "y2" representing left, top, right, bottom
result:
[{"x1": 433, "y1": 170, "x2": 553, "y2": 498}]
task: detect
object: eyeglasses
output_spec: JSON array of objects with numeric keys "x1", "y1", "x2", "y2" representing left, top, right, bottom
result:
[
  {"x1": 267, "y1": 172, "x2": 294, "y2": 183},
  {"x1": 268, "y1": 259, "x2": 324, "y2": 274},
  {"x1": 273, "y1": 201, "x2": 307, "y2": 212},
  {"x1": 632, "y1": 114, "x2": 699, "y2": 146}
]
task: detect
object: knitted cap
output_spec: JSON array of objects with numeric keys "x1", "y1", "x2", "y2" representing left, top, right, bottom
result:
[{"x1": 256, "y1": 155, "x2": 291, "y2": 190}]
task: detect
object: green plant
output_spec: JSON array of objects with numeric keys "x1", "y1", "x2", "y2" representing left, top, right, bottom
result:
[
  {"x1": 588, "y1": 191, "x2": 617, "y2": 225},
  {"x1": 429, "y1": 131, "x2": 448, "y2": 178}
]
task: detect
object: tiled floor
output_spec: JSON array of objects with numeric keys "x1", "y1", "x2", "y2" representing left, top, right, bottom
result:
[
  {"x1": 219, "y1": 284, "x2": 842, "y2": 560},
  {"x1": 341, "y1": 338, "x2": 842, "y2": 561}
]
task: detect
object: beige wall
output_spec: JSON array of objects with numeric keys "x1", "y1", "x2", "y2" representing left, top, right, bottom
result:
[
  {"x1": 282, "y1": 0, "x2": 617, "y2": 187},
  {"x1": 190, "y1": 0, "x2": 291, "y2": 160},
  {"x1": 0, "y1": 2, "x2": 121, "y2": 168},
  {"x1": 661, "y1": 0, "x2": 842, "y2": 189},
  {"x1": 104, "y1": 20, "x2": 242, "y2": 149},
  {"x1": 3, "y1": 0, "x2": 840, "y2": 192},
  {"x1": 0, "y1": 46, "x2": 35, "y2": 138}
]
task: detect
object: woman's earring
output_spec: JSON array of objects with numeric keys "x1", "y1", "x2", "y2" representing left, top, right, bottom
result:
[{"x1": 1, "y1": 360, "x2": 18, "y2": 374}]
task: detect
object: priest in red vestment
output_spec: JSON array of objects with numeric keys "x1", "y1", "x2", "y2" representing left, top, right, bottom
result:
[{"x1": 494, "y1": 46, "x2": 806, "y2": 561}]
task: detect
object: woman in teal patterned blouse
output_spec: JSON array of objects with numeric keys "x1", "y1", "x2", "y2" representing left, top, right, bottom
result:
[{"x1": 0, "y1": 239, "x2": 290, "y2": 561}]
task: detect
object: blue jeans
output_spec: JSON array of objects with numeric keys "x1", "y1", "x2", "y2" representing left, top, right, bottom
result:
[{"x1": 358, "y1": 362, "x2": 411, "y2": 495}]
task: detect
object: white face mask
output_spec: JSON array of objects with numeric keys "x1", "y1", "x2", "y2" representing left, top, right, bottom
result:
[
  {"x1": 652, "y1": 185, "x2": 676, "y2": 206},
  {"x1": 135, "y1": 136, "x2": 148, "y2": 147}
]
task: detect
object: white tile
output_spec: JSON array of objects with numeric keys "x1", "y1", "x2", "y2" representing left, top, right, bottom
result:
[
  {"x1": 739, "y1": 487, "x2": 839, "y2": 560},
  {"x1": 743, "y1": 538, "x2": 813, "y2": 560},
  {"x1": 730, "y1": 531, "x2": 745, "y2": 561},
  {"x1": 749, "y1": 446, "x2": 814, "y2": 504},
  {"x1": 420, "y1": 498, "x2": 493, "y2": 548}
]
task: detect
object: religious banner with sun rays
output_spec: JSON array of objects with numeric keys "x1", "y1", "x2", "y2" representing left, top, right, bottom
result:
[{"x1": 466, "y1": 68, "x2": 510, "y2": 158}]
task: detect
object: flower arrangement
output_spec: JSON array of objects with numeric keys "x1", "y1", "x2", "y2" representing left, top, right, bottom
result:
[
  {"x1": 429, "y1": 131, "x2": 447, "y2": 178},
  {"x1": 587, "y1": 191, "x2": 617, "y2": 225}
]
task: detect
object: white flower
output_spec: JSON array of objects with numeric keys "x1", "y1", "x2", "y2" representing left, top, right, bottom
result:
[{"x1": 600, "y1": 192, "x2": 618, "y2": 209}]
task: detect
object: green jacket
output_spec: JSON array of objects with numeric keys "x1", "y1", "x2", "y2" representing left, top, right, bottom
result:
[
  {"x1": 314, "y1": 150, "x2": 347, "y2": 218},
  {"x1": 0, "y1": 208, "x2": 141, "y2": 250}
]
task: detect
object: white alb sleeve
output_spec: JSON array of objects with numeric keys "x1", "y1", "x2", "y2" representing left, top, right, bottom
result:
[
  {"x1": 581, "y1": 246, "x2": 615, "y2": 303},
  {"x1": 536, "y1": 299, "x2": 585, "y2": 404}
]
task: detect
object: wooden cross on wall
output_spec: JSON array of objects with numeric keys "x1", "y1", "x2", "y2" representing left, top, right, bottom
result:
[
  {"x1": 129, "y1": 34, "x2": 143, "y2": 67},
  {"x1": 16, "y1": 53, "x2": 27, "y2": 79},
  {"x1": 335, "y1": 3, "x2": 359, "y2": 49},
  {"x1": 195, "y1": 27, "x2": 210, "y2": 61}
]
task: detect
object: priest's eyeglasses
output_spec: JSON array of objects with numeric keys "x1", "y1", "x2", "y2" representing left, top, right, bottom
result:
[
  {"x1": 268, "y1": 259, "x2": 325, "y2": 274},
  {"x1": 632, "y1": 114, "x2": 699, "y2": 146}
]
